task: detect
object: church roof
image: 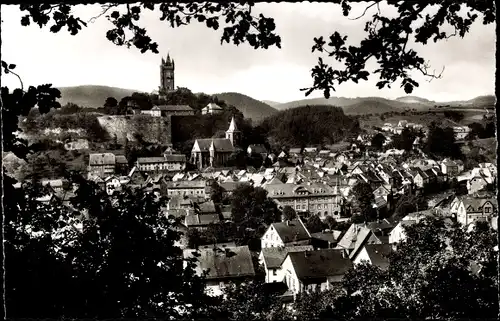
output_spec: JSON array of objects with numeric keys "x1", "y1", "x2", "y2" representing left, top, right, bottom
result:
[{"x1": 195, "y1": 138, "x2": 235, "y2": 152}]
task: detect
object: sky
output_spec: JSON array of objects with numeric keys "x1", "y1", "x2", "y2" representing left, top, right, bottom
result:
[{"x1": 1, "y1": 3, "x2": 496, "y2": 103}]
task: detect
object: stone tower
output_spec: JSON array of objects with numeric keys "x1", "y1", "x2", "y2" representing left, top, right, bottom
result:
[
  {"x1": 225, "y1": 116, "x2": 241, "y2": 147},
  {"x1": 160, "y1": 53, "x2": 175, "y2": 98}
]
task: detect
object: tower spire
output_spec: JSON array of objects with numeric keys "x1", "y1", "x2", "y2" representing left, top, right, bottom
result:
[
  {"x1": 227, "y1": 116, "x2": 238, "y2": 132},
  {"x1": 166, "y1": 53, "x2": 171, "y2": 64}
]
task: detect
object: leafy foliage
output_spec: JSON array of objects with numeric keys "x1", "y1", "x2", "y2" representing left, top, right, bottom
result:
[
  {"x1": 319, "y1": 216, "x2": 498, "y2": 320},
  {"x1": 5, "y1": 173, "x2": 210, "y2": 319},
  {"x1": 370, "y1": 132, "x2": 385, "y2": 150},
  {"x1": 230, "y1": 184, "x2": 281, "y2": 249},
  {"x1": 282, "y1": 205, "x2": 296, "y2": 221},
  {"x1": 303, "y1": 1, "x2": 495, "y2": 97},
  {"x1": 352, "y1": 181, "x2": 376, "y2": 221},
  {"x1": 260, "y1": 105, "x2": 360, "y2": 149},
  {"x1": 423, "y1": 122, "x2": 463, "y2": 159}
]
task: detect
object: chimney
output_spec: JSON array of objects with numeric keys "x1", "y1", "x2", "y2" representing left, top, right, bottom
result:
[{"x1": 286, "y1": 220, "x2": 291, "y2": 226}]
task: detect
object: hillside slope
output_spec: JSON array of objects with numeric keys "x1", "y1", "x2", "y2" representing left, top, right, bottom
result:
[
  {"x1": 213, "y1": 92, "x2": 277, "y2": 123},
  {"x1": 57, "y1": 85, "x2": 137, "y2": 108},
  {"x1": 343, "y1": 100, "x2": 400, "y2": 115}
]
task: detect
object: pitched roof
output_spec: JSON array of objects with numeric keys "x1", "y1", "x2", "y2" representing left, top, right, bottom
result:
[
  {"x1": 203, "y1": 102, "x2": 223, "y2": 110},
  {"x1": 137, "y1": 157, "x2": 168, "y2": 164},
  {"x1": 263, "y1": 183, "x2": 337, "y2": 198},
  {"x1": 184, "y1": 214, "x2": 220, "y2": 227},
  {"x1": 167, "y1": 180, "x2": 206, "y2": 189},
  {"x1": 261, "y1": 245, "x2": 314, "y2": 269},
  {"x1": 156, "y1": 104, "x2": 193, "y2": 111},
  {"x1": 287, "y1": 249, "x2": 353, "y2": 282},
  {"x1": 270, "y1": 219, "x2": 311, "y2": 243},
  {"x1": 183, "y1": 246, "x2": 255, "y2": 280},
  {"x1": 248, "y1": 144, "x2": 268, "y2": 154},
  {"x1": 194, "y1": 138, "x2": 234, "y2": 152},
  {"x1": 311, "y1": 230, "x2": 343, "y2": 243},
  {"x1": 89, "y1": 153, "x2": 116, "y2": 166},
  {"x1": 227, "y1": 117, "x2": 239, "y2": 132},
  {"x1": 165, "y1": 154, "x2": 187, "y2": 162},
  {"x1": 115, "y1": 155, "x2": 128, "y2": 164},
  {"x1": 219, "y1": 181, "x2": 243, "y2": 192},
  {"x1": 362, "y1": 243, "x2": 393, "y2": 270}
]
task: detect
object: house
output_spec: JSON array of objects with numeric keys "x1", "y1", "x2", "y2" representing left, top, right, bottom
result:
[
  {"x1": 441, "y1": 159, "x2": 460, "y2": 176},
  {"x1": 41, "y1": 178, "x2": 65, "y2": 193},
  {"x1": 456, "y1": 195, "x2": 497, "y2": 226},
  {"x1": 247, "y1": 144, "x2": 268, "y2": 158},
  {"x1": 184, "y1": 213, "x2": 220, "y2": 229},
  {"x1": 196, "y1": 200, "x2": 218, "y2": 215},
  {"x1": 157, "y1": 104, "x2": 195, "y2": 116},
  {"x1": 453, "y1": 126, "x2": 471, "y2": 140},
  {"x1": 388, "y1": 209, "x2": 437, "y2": 244},
  {"x1": 467, "y1": 173, "x2": 490, "y2": 194},
  {"x1": 64, "y1": 138, "x2": 89, "y2": 150},
  {"x1": 183, "y1": 246, "x2": 256, "y2": 296},
  {"x1": 104, "y1": 175, "x2": 130, "y2": 195},
  {"x1": 88, "y1": 153, "x2": 116, "y2": 178},
  {"x1": 310, "y1": 230, "x2": 343, "y2": 249},
  {"x1": 351, "y1": 243, "x2": 392, "y2": 270},
  {"x1": 166, "y1": 180, "x2": 207, "y2": 198},
  {"x1": 289, "y1": 148, "x2": 302, "y2": 157},
  {"x1": 190, "y1": 117, "x2": 239, "y2": 169},
  {"x1": 335, "y1": 224, "x2": 382, "y2": 257},
  {"x1": 263, "y1": 183, "x2": 343, "y2": 219},
  {"x1": 259, "y1": 245, "x2": 314, "y2": 283},
  {"x1": 202, "y1": 103, "x2": 223, "y2": 115},
  {"x1": 261, "y1": 219, "x2": 311, "y2": 249},
  {"x1": 136, "y1": 155, "x2": 186, "y2": 172},
  {"x1": 141, "y1": 106, "x2": 162, "y2": 117},
  {"x1": 281, "y1": 249, "x2": 353, "y2": 295}
]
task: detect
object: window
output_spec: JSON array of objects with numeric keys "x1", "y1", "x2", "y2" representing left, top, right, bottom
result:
[
  {"x1": 485, "y1": 207, "x2": 491, "y2": 213},
  {"x1": 273, "y1": 269, "x2": 277, "y2": 276}
]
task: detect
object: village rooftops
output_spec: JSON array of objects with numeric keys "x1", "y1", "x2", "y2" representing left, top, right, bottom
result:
[
  {"x1": 261, "y1": 245, "x2": 314, "y2": 269},
  {"x1": 183, "y1": 245, "x2": 255, "y2": 280},
  {"x1": 167, "y1": 180, "x2": 206, "y2": 189},
  {"x1": 362, "y1": 243, "x2": 393, "y2": 270},
  {"x1": 137, "y1": 155, "x2": 186, "y2": 163},
  {"x1": 285, "y1": 249, "x2": 353, "y2": 283},
  {"x1": 184, "y1": 213, "x2": 220, "y2": 227}
]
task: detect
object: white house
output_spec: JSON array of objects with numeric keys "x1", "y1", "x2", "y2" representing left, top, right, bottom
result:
[
  {"x1": 104, "y1": 175, "x2": 130, "y2": 195},
  {"x1": 202, "y1": 103, "x2": 223, "y2": 115},
  {"x1": 456, "y1": 195, "x2": 497, "y2": 226},
  {"x1": 259, "y1": 245, "x2": 313, "y2": 283},
  {"x1": 280, "y1": 249, "x2": 353, "y2": 295},
  {"x1": 183, "y1": 245, "x2": 255, "y2": 297},
  {"x1": 352, "y1": 243, "x2": 392, "y2": 270},
  {"x1": 261, "y1": 218, "x2": 311, "y2": 249}
]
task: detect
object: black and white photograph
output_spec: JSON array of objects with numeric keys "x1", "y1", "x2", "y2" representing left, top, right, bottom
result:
[{"x1": 1, "y1": 1, "x2": 498, "y2": 320}]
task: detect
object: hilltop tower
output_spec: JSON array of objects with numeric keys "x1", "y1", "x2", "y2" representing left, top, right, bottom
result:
[
  {"x1": 225, "y1": 116, "x2": 241, "y2": 147},
  {"x1": 160, "y1": 53, "x2": 175, "y2": 98}
]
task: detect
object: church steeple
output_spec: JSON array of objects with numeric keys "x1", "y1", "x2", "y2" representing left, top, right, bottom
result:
[{"x1": 225, "y1": 116, "x2": 240, "y2": 147}]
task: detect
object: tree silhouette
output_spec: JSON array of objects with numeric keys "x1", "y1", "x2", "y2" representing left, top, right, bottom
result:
[{"x1": 9, "y1": 2, "x2": 494, "y2": 99}]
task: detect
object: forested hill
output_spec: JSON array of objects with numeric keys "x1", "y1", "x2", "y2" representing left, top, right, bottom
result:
[{"x1": 259, "y1": 105, "x2": 360, "y2": 148}]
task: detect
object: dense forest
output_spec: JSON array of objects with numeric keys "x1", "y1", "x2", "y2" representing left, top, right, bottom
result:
[{"x1": 259, "y1": 105, "x2": 360, "y2": 149}]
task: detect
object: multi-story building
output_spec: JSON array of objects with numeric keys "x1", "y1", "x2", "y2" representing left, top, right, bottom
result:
[
  {"x1": 88, "y1": 153, "x2": 116, "y2": 178},
  {"x1": 263, "y1": 182, "x2": 343, "y2": 219},
  {"x1": 202, "y1": 103, "x2": 223, "y2": 115},
  {"x1": 136, "y1": 154, "x2": 186, "y2": 172},
  {"x1": 166, "y1": 180, "x2": 207, "y2": 198}
]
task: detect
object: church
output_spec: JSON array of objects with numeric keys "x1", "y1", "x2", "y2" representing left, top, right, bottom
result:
[
  {"x1": 159, "y1": 53, "x2": 175, "y2": 98},
  {"x1": 190, "y1": 117, "x2": 241, "y2": 169}
]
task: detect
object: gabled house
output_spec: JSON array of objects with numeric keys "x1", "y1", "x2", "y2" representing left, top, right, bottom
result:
[
  {"x1": 183, "y1": 246, "x2": 256, "y2": 296},
  {"x1": 167, "y1": 180, "x2": 207, "y2": 198},
  {"x1": 280, "y1": 249, "x2": 353, "y2": 295},
  {"x1": 202, "y1": 103, "x2": 223, "y2": 115},
  {"x1": 467, "y1": 173, "x2": 490, "y2": 194},
  {"x1": 456, "y1": 195, "x2": 497, "y2": 226},
  {"x1": 310, "y1": 230, "x2": 343, "y2": 249},
  {"x1": 441, "y1": 159, "x2": 460, "y2": 176},
  {"x1": 259, "y1": 245, "x2": 314, "y2": 283},
  {"x1": 388, "y1": 209, "x2": 437, "y2": 244},
  {"x1": 335, "y1": 224, "x2": 382, "y2": 257},
  {"x1": 261, "y1": 219, "x2": 311, "y2": 249},
  {"x1": 351, "y1": 243, "x2": 392, "y2": 270},
  {"x1": 247, "y1": 144, "x2": 268, "y2": 158}
]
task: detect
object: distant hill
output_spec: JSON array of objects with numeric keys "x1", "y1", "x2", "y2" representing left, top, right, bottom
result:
[
  {"x1": 262, "y1": 100, "x2": 282, "y2": 107},
  {"x1": 57, "y1": 85, "x2": 137, "y2": 108},
  {"x1": 213, "y1": 92, "x2": 277, "y2": 123},
  {"x1": 343, "y1": 99, "x2": 400, "y2": 115},
  {"x1": 273, "y1": 94, "x2": 495, "y2": 114}
]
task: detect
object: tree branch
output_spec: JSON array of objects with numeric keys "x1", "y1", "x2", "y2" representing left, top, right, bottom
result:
[
  {"x1": 87, "y1": 4, "x2": 117, "y2": 24},
  {"x1": 349, "y1": 1, "x2": 380, "y2": 20}
]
